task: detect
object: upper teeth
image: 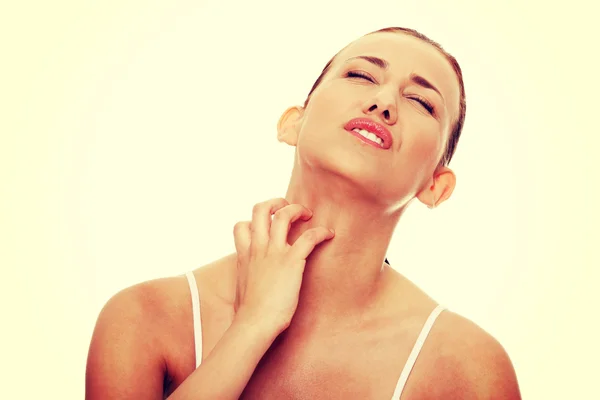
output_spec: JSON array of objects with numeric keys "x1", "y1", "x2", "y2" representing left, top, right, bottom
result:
[{"x1": 353, "y1": 128, "x2": 383, "y2": 146}]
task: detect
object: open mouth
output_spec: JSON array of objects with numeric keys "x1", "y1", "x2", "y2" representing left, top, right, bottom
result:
[
  {"x1": 344, "y1": 117, "x2": 392, "y2": 150},
  {"x1": 350, "y1": 127, "x2": 384, "y2": 147}
]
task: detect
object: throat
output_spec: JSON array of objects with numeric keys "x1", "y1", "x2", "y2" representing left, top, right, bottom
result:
[{"x1": 287, "y1": 251, "x2": 393, "y2": 334}]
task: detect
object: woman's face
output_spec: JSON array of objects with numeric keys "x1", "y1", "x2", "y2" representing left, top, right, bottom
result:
[{"x1": 286, "y1": 32, "x2": 461, "y2": 206}]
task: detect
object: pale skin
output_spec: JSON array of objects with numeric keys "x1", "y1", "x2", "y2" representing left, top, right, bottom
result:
[{"x1": 86, "y1": 32, "x2": 521, "y2": 399}]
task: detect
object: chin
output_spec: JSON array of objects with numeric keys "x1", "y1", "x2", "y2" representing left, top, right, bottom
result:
[{"x1": 297, "y1": 141, "x2": 392, "y2": 199}]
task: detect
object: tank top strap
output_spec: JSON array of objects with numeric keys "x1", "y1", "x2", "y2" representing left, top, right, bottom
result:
[
  {"x1": 391, "y1": 304, "x2": 446, "y2": 399},
  {"x1": 185, "y1": 271, "x2": 203, "y2": 368}
]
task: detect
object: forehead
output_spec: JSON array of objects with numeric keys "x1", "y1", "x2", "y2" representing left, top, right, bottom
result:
[{"x1": 333, "y1": 32, "x2": 461, "y2": 114}]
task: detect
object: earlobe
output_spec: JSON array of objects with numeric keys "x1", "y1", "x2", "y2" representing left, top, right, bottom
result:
[
  {"x1": 277, "y1": 106, "x2": 304, "y2": 146},
  {"x1": 416, "y1": 167, "x2": 456, "y2": 208}
]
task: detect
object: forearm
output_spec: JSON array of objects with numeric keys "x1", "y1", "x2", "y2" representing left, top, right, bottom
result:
[{"x1": 167, "y1": 315, "x2": 280, "y2": 400}]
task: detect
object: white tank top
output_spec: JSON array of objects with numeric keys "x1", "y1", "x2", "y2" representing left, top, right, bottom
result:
[{"x1": 185, "y1": 271, "x2": 445, "y2": 399}]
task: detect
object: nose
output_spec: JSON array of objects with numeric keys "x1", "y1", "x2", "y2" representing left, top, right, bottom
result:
[
  {"x1": 362, "y1": 97, "x2": 398, "y2": 125},
  {"x1": 361, "y1": 90, "x2": 398, "y2": 125}
]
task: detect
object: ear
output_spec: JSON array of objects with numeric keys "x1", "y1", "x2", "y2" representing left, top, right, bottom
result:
[
  {"x1": 416, "y1": 166, "x2": 456, "y2": 208},
  {"x1": 277, "y1": 106, "x2": 304, "y2": 146}
]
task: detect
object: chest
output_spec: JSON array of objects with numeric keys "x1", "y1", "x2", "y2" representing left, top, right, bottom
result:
[
  {"x1": 238, "y1": 328, "x2": 418, "y2": 400},
  {"x1": 163, "y1": 268, "x2": 445, "y2": 399}
]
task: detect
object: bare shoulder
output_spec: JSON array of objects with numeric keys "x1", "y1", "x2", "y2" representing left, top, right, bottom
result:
[
  {"x1": 92, "y1": 252, "x2": 236, "y2": 340},
  {"x1": 86, "y1": 254, "x2": 237, "y2": 399},
  {"x1": 409, "y1": 310, "x2": 521, "y2": 400},
  {"x1": 85, "y1": 276, "x2": 177, "y2": 399}
]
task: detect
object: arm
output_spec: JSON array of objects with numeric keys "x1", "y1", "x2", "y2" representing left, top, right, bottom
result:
[
  {"x1": 87, "y1": 199, "x2": 334, "y2": 399},
  {"x1": 86, "y1": 284, "x2": 282, "y2": 400},
  {"x1": 472, "y1": 337, "x2": 521, "y2": 400},
  {"x1": 85, "y1": 286, "x2": 166, "y2": 400},
  {"x1": 171, "y1": 199, "x2": 334, "y2": 399},
  {"x1": 168, "y1": 310, "x2": 280, "y2": 399},
  {"x1": 430, "y1": 316, "x2": 522, "y2": 400}
]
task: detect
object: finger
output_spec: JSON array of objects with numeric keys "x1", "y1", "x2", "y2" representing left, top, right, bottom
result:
[
  {"x1": 250, "y1": 198, "x2": 289, "y2": 255},
  {"x1": 269, "y1": 204, "x2": 313, "y2": 249},
  {"x1": 233, "y1": 221, "x2": 252, "y2": 260},
  {"x1": 288, "y1": 227, "x2": 335, "y2": 261}
]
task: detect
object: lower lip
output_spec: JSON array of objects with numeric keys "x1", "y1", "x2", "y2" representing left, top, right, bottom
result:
[{"x1": 347, "y1": 129, "x2": 385, "y2": 149}]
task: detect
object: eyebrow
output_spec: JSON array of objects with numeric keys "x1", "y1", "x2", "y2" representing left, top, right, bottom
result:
[
  {"x1": 347, "y1": 55, "x2": 389, "y2": 69},
  {"x1": 346, "y1": 55, "x2": 444, "y2": 101},
  {"x1": 409, "y1": 73, "x2": 444, "y2": 101}
]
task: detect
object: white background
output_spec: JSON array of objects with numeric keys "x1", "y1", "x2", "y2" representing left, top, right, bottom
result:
[{"x1": 1, "y1": 1, "x2": 598, "y2": 398}]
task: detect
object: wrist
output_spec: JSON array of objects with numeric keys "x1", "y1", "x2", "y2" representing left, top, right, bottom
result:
[{"x1": 233, "y1": 308, "x2": 287, "y2": 338}]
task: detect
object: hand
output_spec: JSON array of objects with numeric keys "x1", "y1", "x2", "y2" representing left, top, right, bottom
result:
[{"x1": 233, "y1": 198, "x2": 334, "y2": 333}]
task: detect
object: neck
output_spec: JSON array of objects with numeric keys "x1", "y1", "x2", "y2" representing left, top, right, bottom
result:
[{"x1": 282, "y1": 163, "x2": 406, "y2": 333}]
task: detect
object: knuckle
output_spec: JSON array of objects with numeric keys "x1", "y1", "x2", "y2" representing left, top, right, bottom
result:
[
  {"x1": 273, "y1": 207, "x2": 290, "y2": 220},
  {"x1": 302, "y1": 229, "x2": 318, "y2": 242},
  {"x1": 233, "y1": 221, "x2": 243, "y2": 234},
  {"x1": 252, "y1": 202, "x2": 263, "y2": 215},
  {"x1": 270, "y1": 197, "x2": 289, "y2": 209},
  {"x1": 251, "y1": 199, "x2": 289, "y2": 221},
  {"x1": 233, "y1": 221, "x2": 249, "y2": 235},
  {"x1": 272, "y1": 210, "x2": 285, "y2": 220},
  {"x1": 290, "y1": 203, "x2": 304, "y2": 213},
  {"x1": 283, "y1": 204, "x2": 302, "y2": 218}
]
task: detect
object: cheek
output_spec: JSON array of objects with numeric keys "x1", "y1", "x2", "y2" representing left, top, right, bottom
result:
[
  {"x1": 305, "y1": 81, "x2": 356, "y2": 122},
  {"x1": 307, "y1": 93, "x2": 340, "y2": 122},
  {"x1": 400, "y1": 126, "x2": 443, "y2": 171},
  {"x1": 300, "y1": 96, "x2": 346, "y2": 138}
]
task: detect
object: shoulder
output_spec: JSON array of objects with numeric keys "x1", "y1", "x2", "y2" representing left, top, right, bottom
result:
[
  {"x1": 88, "y1": 253, "x2": 237, "y2": 353},
  {"x1": 86, "y1": 255, "x2": 237, "y2": 399},
  {"x1": 95, "y1": 275, "x2": 186, "y2": 330},
  {"x1": 416, "y1": 310, "x2": 521, "y2": 399},
  {"x1": 85, "y1": 277, "x2": 179, "y2": 399},
  {"x1": 93, "y1": 253, "x2": 237, "y2": 334}
]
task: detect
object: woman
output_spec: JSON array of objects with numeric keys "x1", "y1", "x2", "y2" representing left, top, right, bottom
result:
[{"x1": 86, "y1": 27, "x2": 521, "y2": 399}]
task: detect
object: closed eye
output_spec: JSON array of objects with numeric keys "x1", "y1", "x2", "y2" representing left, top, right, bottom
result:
[
  {"x1": 409, "y1": 95, "x2": 435, "y2": 115},
  {"x1": 345, "y1": 71, "x2": 376, "y2": 83}
]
